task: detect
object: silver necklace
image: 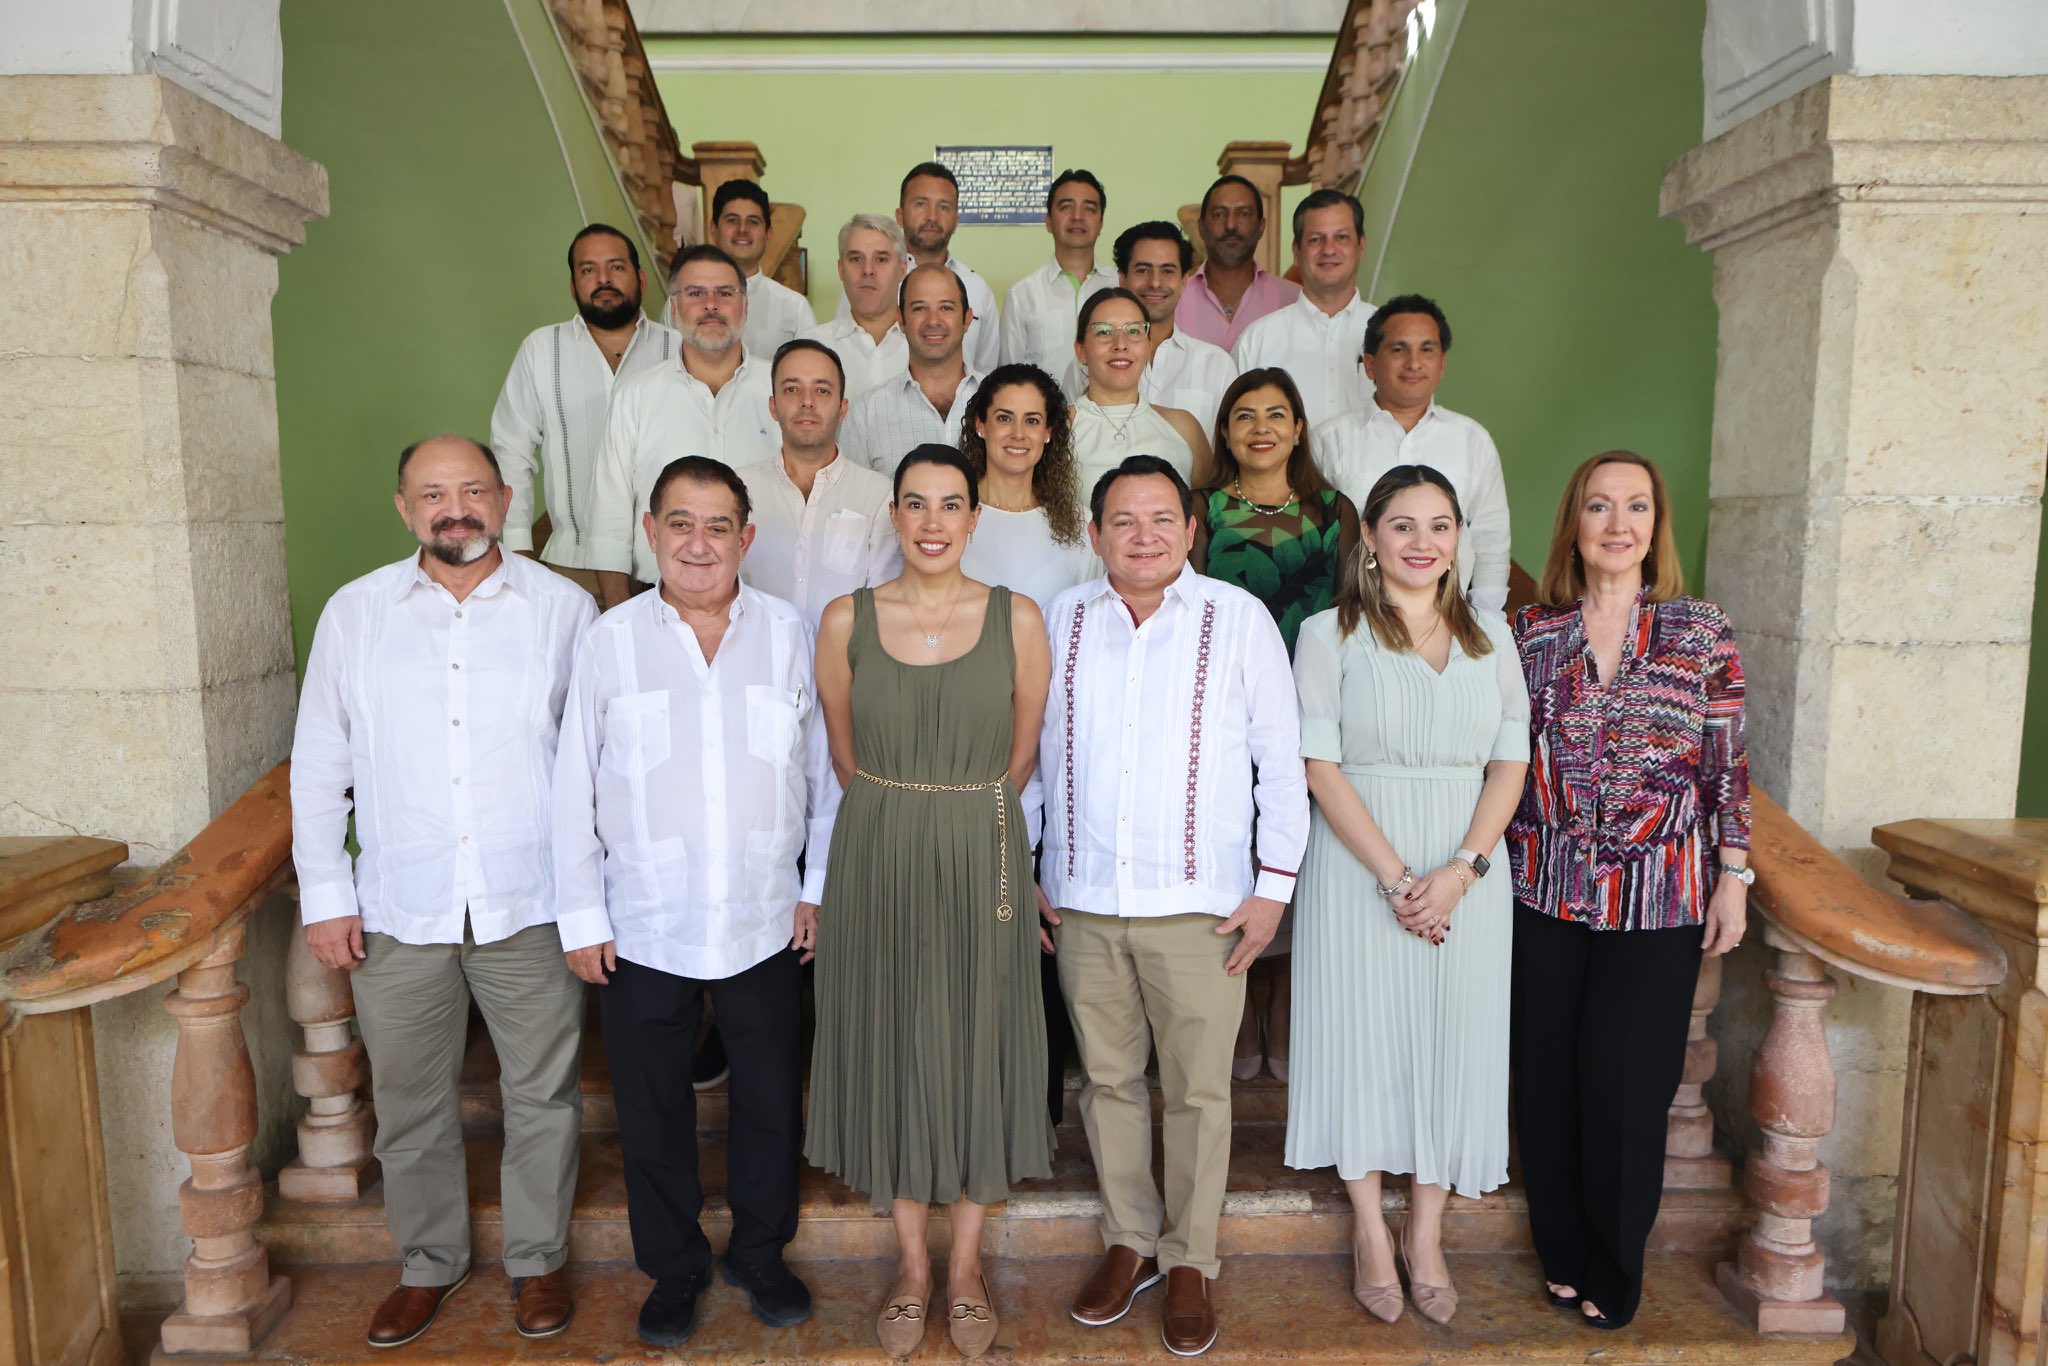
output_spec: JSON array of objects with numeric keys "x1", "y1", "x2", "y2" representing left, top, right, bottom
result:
[
  {"x1": 1092, "y1": 400, "x2": 1140, "y2": 444},
  {"x1": 908, "y1": 582, "x2": 965, "y2": 649},
  {"x1": 1232, "y1": 480, "x2": 1298, "y2": 515}
]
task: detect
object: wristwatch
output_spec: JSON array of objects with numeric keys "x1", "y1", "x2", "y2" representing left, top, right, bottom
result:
[
  {"x1": 1454, "y1": 849, "x2": 1490, "y2": 879},
  {"x1": 1720, "y1": 862, "x2": 1756, "y2": 887}
]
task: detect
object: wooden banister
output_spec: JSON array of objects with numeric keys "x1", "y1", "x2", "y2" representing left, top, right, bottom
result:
[{"x1": 0, "y1": 764, "x2": 298, "y2": 1354}]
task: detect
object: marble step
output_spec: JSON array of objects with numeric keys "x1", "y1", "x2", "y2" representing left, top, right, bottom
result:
[
  {"x1": 258, "y1": 1126, "x2": 1751, "y2": 1268},
  {"x1": 151, "y1": 1252, "x2": 1854, "y2": 1363}
]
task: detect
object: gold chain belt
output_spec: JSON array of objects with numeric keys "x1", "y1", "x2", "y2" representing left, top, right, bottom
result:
[{"x1": 853, "y1": 769, "x2": 1013, "y2": 922}]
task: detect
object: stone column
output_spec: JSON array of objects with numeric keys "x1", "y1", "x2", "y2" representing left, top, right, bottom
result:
[
  {"x1": 0, "y1": 72, "x2": 327, "y2": 1283},
  {"x1": 1660, "y1": 75, "x2": 2048, "y2": 1286}
]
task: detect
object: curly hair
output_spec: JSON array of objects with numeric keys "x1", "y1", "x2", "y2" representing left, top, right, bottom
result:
[{"x1": 958, "y1": 363, "x2": 1085, "y2": 546}]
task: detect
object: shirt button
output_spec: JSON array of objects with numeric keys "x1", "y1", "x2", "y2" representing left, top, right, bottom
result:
[
  {"x1": 451, "y1": 662, "x2": 461, "y2": 670},
  {"x1": 452, "y1": 718, "x2": 462, "y2": 727},
  {"x1": 460, "y1": 836, "x2": 470, "y2": 844},
  {"x1": 452, "y1": 776, "x2": 462, "y2": 784},
  {"x1": 454, "y1": 610, "x2": 463, "y2": 619}
]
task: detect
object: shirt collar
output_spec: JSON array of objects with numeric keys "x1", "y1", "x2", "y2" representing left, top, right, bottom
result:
[
  {"x1": 1369, "y1": 394, "x2": 1441, "y2": 425},
  {"x1": 395, "y1": 549, "x2": 517, "y2": 604},
  {"x1": 1087, "y1": 560, "x2": 1206, "y2": 610},
  {"x1": 649, "y1": 581, "x2": 747, "y2": 627},
  {"x1": 774, "y1": 450, "x2": 846, "y2": 491},
  {"x1": 1293, "y1": 287, "x2": 1363, "y2": 323}
]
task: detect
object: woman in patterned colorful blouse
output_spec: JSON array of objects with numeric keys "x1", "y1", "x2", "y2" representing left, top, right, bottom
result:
[
  {"x1": 1192, "y1": 367, "x2": 1358, "y2": 1086},
  {"x1": 1505, "y1": 450, "x2": 1751, "y2": 1331}
]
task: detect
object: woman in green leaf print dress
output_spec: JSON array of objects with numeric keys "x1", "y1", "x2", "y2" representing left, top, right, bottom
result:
[{"x1": 1194, "y1": 366, "x2": 1359, "y2": 1086}]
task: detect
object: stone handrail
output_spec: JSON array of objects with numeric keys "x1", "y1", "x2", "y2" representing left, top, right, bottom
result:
[
  {"x1": 1710, "y1": 787, "x2": 2006, "y2": 1333},
  {"x1": 0, "y1": 763, "x2": 331, "y2": 1354}
]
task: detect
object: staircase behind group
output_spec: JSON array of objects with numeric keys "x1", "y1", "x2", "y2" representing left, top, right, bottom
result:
[{"x1": 240, "y1": 1009, "x2": 1848, "y2": 1364}]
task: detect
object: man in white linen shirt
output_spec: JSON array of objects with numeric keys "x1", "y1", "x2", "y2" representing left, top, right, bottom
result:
[
  {"x1": 1001, "y1": 168, "x2": 1119, "y2": 385},
  {"x1": 831, "y1": 162, "x2": 999, "y2": 374},
  {"x1": 736, "y1": 339, "x2": 903, "y2": 623},
  {"x1": 1037, "y1": 454, "x2": 1308, "y2": 1358},
  {"x1": 491, "y1": 224, "x2": 679, "y2": 589},
  {"x1": 589, "y1": 244, "x2": 778, "y2": 608},
  {"x1": 553, "y1": 455, "x2": 835, "y2": 1349},
  {"x1": 797, "y1": 214, "x2": 909, "y2": 402},
  {"x1": 1314, "y1": 293, "x2": 1512, "y2": 612},
  {"x1": 1230, "y1": 189, "x2": 1374, "y2": 428},
  {"x1": 711, "y1": 178, "x2": 816, "y2": 355},
  {"x1": 841, "y1": 263, "x2": 982, "y2": 473},
  {"x1": 1064, "y1": 221, "x2": 1235, "y2": 433},
  {"x1": 291, "y1": 435, "x2": 597, "y2": 1347}
]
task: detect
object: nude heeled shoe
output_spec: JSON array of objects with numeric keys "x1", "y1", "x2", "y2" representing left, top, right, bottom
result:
[
  {"x1": 1398, "y1": 1240, "x2": 1459, "y2": 1326},
  {"x1": 1352, "y1": 1242, "x2": 1403, "y2": 1323}
]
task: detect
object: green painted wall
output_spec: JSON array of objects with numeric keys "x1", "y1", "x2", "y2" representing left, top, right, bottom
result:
[
  {"x1": 1356, "y1": 0, "x2": 1716, "y2": 586},
  {"x1": 2019, "y1": 538, "x2": 2048, "y2": 814},
  {"x1": 648, "y1": 36, "x2": 1329, "y2": 314},
  {"x1": 274, "y1": 0, "x2": 645, "y2": 672}
]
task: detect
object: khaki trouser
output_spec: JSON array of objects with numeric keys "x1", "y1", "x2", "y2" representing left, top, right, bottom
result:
[
  {"x1": 1055, "y1": 909, "x2": 1247, "y2": 1278},
  {"x1": 352, "y1": 922, "x2": 585, "y2": 1286}
]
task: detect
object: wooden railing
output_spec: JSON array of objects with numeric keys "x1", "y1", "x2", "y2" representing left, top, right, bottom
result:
[{"x1": 0, "y1": 763, "x2": 374, "y2": 1356}]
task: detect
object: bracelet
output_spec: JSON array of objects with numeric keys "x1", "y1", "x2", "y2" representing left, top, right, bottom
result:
[
  {"x1": 1446, "y1": 859, "x2": 1474, "y2": 892},
  {"x1": 1375, "y1": 866, "x2": 1416, "y2": 898}
]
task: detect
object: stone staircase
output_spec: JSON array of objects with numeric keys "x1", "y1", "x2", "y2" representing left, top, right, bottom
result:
[{"x1": 238, "y1": 1017, "x2": 1855, "y2": 1363}]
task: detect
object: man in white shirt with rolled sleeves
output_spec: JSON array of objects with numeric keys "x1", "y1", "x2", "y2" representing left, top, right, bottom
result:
[
  {"x1": 841, "y1": 263, "x2": 982, "y2": 474},
  {"x1": 490, "y1": 224, "x2": 678, "y2": 590},
  {"x1": 1002, "y1": 168, "x2": 1119, "y2": 383},
  {"x1": 291, "y1": 435, "x2": 596, "y2": 1348},
  {"x1": 1038, "y1": 454, "x2": 1308, "y2": 1358},
  {"x1": 710, "y1": 179, "x2": 817, "y2": 355},
  {"x1": 736, "y1": 339, "x2": 902, "y2": 624},
  {"x1": 588, "y1": 244, "x2": 778, "y2": 609},
  {"x1": 553, "y1": 455, "x2": 836, "y2": 1349},
  {"x1": 1315, "y1": 294, "x2": 1512, "y2": 612},
  {"x1": 1231, "y1": 189, "x2": 1374, "y2": 428},
  {"x1": 1065, "y1": 221, "x2": 1235, "y2": 431},
  {"x1": 798, "y1": 214, "x2": 910, "y2": 402}
]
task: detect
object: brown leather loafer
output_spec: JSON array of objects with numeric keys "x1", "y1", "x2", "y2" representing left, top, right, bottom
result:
[
  {"x1": 514, "y1": 1267, "x2": 574, "y2": 1339},
  {"x1": 1161, "y1": 1266, "x2": 1218, "y2": 1357},
  {"x1": 1070, "y1": 1245, "x2": 1162, "y2": 1326},
  {"x1": 367, "y1": 1269, "x2": 470, "y2": 1348}
]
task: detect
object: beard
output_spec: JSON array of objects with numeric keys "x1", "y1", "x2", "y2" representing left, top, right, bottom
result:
[
  {"x1": 1206, "y1": 233, "x2": 1253, "y2": 269},
  {"x1": 907, "y1": 221, "x2": 950, "y2": 254},
  {"x1": 680, "y1": 316, "x2": 739, "y2": 353},
  {"x1": 423, "y1": 517, "x2": 497, "y2": 566},
  {"x1": 578, "y1": 289, "x2": 642, "y2": 330}
]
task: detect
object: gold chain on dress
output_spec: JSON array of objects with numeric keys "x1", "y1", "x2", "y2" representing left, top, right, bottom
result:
[{"x1": 853, "y1": 769, "x2": 1013, "y2": 922}]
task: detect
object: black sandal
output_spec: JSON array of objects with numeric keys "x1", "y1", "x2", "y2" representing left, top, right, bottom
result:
[
  {"x1": 1579, "y1": 1300, "x2": 1625, "y2": 1330},
  {"x1": 1543, "y1": 1284, "x2": 1581, "y2": 1311}
]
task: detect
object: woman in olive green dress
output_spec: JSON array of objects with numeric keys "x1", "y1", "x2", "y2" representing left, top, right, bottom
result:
[
  {"x1": 807, "y1": 444, "x2": 1055, "y2": 1359},
  {"x1": 1193, "y1": 367, "x2": 1359, "y2": 1085}
]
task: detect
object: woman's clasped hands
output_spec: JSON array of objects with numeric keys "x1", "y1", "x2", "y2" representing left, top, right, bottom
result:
[{"x1": 1392, "y1": 863, "x2": 1466, "y2": 947}]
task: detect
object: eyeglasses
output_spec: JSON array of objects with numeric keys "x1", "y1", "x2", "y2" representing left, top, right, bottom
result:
[
  {"x1": 676, "y1": 285, "x2": 741, "y2": 305},
  {"x1": 1086, "y1": 322, "x2": 1151, "y2": 341}
]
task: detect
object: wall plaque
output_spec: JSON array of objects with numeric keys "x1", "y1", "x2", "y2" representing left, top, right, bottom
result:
[{"x1": 936, "y1": 145, "x2": 1054, "y2": 225}]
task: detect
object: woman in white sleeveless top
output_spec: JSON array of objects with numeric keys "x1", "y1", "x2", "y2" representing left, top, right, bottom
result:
[
  {"x1": 1068, "y1": 287, "x2": 1211, "y2": 500},
  {"x1": 957, "y1": 363, "x2": 1098, "y2": 609}
]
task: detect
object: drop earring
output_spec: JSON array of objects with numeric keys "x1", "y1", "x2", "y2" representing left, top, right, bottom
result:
[{"x1": 1364, "y1": 547, "x2": 1378, "y2": 570}]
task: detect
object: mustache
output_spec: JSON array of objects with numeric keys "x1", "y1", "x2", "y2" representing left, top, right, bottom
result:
[{"x1": 432, "y1": 517, "x2": 485, "y2": 535}]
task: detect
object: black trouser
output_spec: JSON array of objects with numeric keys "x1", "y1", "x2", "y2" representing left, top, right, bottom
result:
[
  {"x1": 600, "y1": 949, "x2": 803, "y2": 1281},
  {"x1": 1509, "y1": 902, "x2": 1703, "y2": 1327}
]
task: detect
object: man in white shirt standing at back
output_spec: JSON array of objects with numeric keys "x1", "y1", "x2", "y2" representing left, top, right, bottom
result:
[
  {"x1": 710, "y1": 178, "x2": 816, "y2": 355},
  {"x1": 1231, "y1": 189, "x2": 1374, "y2": 428},
  {"x1": 491, "y1": 224, "x2": 679, "y2": 592},
  {"x1": 1066, "y1": 221, "x2": 1235, "y2": 431},
  {"x1": 589, "y1": 244, "x2": 778, "y2": 609},
  {"x1": 1315, "y1": 294, "x2": 1512, "y2": 612},
  {"x1": 841, "y1": 263, "x2": 982, "y2": 473},
  {"x1": 1039, "y1": 454, "x2": 1308, "y2": 1359},
  {"x1": 553, "y1": 456, "x2": 836, "y2": 1349},
  {"x1": 292, "y1": 435, "x2": 597, "y2": 1348},
  {"x1": 798, "y1": 214, "x2": 909, "y2": 402},
  {"x1": 737, "y1": 339, "x2": 903, "y2": 624},
  {"x1": 1001, "y1": 168, "x2": 1119, "y2": 383},
  {"x1": 831, "y1": 162, "x2": 999, "y2": 375}
]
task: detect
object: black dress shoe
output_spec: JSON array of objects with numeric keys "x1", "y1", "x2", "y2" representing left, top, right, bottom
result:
[
  {"x1": 638, "y1": 1269, "x2": 711, "y2": 1348},
  {"x1": 720, "y1": 1253, "x2": 813, "y2": 1327}
]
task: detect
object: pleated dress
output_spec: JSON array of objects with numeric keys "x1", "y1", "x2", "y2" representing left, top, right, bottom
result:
[
  {"x1": 1284, "y1": 607, "x2": 1530, "y2": 1195},
  {"x1": 805, "y1": 586, "x2": 1054, "y2": 1208}
]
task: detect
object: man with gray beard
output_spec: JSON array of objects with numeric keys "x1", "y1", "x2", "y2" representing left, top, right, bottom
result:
[
  {"x1": 292, "y1": 435, "x2": 597, "y2": 1346},
  {"x1": 590, "y1": 244, "x2": 778, "y2": 608}
]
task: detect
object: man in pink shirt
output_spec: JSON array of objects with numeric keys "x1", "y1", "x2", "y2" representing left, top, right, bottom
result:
[{"x1": 1174, "y1": 175, "x2": 1301, "y2": 352}]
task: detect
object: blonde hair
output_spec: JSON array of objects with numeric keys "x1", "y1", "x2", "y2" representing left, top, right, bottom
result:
[
  {"x1": 1334, "y1": 465, "x2": 1493, "y2": 659},
  {"x1": 1536, "y1": 450, "x2": 1685, "y2": 606},
  {"x1": 838, "y1": 212, "x2": 906, "y2": 258}
]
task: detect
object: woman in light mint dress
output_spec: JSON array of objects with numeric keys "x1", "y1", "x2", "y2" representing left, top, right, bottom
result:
[{"x1": 1285, "y1": 464, "x2": 1530, "y2": 1327}]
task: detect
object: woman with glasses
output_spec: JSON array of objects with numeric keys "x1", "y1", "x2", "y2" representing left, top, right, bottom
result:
[{"x1": 1069, "y1": 287, "x2": 1211, "y2": 497}]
